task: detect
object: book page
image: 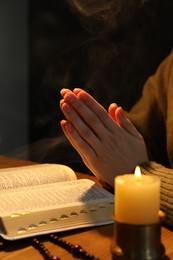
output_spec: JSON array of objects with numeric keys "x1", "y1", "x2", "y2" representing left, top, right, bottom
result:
[
  {"x1": 0, "y1": 164, "x2": 76, "y2": 191},
  {"x1": 0, "y1": 179, "x2": 114, "y2": 214}
]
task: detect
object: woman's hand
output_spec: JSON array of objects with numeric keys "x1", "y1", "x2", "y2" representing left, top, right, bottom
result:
[{"x1": 60, "y1": 88, "x2": 148, "y2": 187}]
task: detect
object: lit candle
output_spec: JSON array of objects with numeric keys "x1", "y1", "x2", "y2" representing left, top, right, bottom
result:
[{"x1": 115, "y1": 166, "x2": 160, "y2": 225}]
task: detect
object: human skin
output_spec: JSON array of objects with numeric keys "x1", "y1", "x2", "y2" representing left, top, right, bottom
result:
[{"x1": 60, "y1": 88, "x2": 148, "y2": 186}]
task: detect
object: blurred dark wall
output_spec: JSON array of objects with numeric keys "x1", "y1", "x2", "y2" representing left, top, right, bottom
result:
[
  {"x1": 29, "y1": 0, "x2": 173, "y2": 145},
  {"x1": 1, "y1": 0, "x2": 173, "y2": 165},
  {"x1": 0, "y1": 0, "x2": 28, "y2": 155}
]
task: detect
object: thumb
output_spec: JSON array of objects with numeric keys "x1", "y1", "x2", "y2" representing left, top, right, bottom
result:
[{"x1": 115, "y1": 107, "x2": 143, "y2": 140}]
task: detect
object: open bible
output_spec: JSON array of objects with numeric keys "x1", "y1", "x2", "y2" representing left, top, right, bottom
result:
[{"x1": 0, "y1": 163, "x2": 114, "y2": 240}]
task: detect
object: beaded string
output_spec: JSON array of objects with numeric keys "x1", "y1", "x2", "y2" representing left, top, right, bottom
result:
[{"x1": 0, "y1": 234, "x2": 99, "y2": 260}]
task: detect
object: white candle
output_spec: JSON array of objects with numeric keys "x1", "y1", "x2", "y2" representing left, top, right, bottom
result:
[{"x1": 115, "y1": 166, "x2": 160, "y2": 225}]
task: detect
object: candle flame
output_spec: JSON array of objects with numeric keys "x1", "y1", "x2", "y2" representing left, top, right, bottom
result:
[{"x1": 134, "y1": 166, "x2": 141, "y2": 178}]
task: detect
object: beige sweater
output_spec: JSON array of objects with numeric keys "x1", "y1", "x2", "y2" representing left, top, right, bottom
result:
[{"x1": 128, "y1": 50, "x2": 173, "y2": 227}]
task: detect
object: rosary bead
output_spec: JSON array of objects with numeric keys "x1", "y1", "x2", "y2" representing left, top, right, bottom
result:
[
  {"x1": 63, "y1": 241, "x2": 72, "y2": 250},
  {"x1": 42, "y1": 249, "x2": 50, "y2": 256},
  {"x1": 49, "y1": 256, "x2": 61, "y2": 260},
  {"x1": 56, "y1": 238, "x2": 64, "y2": 247},
  {"x1": 0, "y1": 241, "x2": 4, "y2": 250},
  {"x1": 40, "y1": 243, "x2": 45, "y2": 249},
  {"x1": 0, "y1": 237, "x2": 4, "y2": 250},
  {"x1": 84, "y1": 254, "x2": 99, "y2": 260},
  {"x1": 52, "y1": 235, "x2": 58, "y2": 241},
  {"x1": 0, "y1": 234, "x2": 99, "y2": 260},
  {"x1": 72, "y1": 244, "x2": 85, "y2": 258},
  {"x1": 32, "y1": 238, "x2": 41, "y2": 249}
]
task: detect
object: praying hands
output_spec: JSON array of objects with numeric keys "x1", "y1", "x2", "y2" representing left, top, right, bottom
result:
[{"x1": 60, "y1": 88, "x2": 148, "y2": 186}]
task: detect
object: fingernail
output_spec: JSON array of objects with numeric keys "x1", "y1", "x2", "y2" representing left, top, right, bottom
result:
[
  {"x1": 64, "y1": 93, "x2": 75, "y2": 102},
  {"x1": 60, "y1": 88, "x2": 67, "y2": 95},
  {"x1": 73, "y1": 88, "x2": 81, "y2": 91},
  {"x1": 60, "y1": 88, "x2": 71, "y2": 98},
  {"x1": 78, "y1": 91, "x2": 88, "y2": 101},
  {"x1": 119, "y1": 107, "x2": 125, "y2": 119},
  {"x1": 62, "y1": 102, "x2": 72, "y2": 113},
  {"x1": 66, "y1": 122, "x2": 73, "y2": 132},
  {"x1": 60, "y1": 120, "x2": 74, "y2": 132},
  {"x1": 59, "y1": 99, "x2": 64, "y2": 107}
]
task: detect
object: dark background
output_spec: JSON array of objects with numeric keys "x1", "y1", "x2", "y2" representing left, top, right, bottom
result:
[
  {"x1": 0, "y1": 0, "x2": 28, "y2": 155},
  {"x1": 0, "y1": 0, "x2": 173, "y2": 166}
]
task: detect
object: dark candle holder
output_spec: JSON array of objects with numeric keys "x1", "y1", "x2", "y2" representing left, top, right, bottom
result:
[{"x1": 111, "y1": 211, "x2": 169, "y2": 260}]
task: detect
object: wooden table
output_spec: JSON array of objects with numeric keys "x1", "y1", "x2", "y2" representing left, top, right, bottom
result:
[{"x1": 0, "y1": 156, "x2": 173, "y2": 260}]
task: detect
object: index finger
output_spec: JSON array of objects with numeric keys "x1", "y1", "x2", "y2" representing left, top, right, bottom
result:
[{"x1": 75, "y1": 88, "x2": 118, "y2": 132}]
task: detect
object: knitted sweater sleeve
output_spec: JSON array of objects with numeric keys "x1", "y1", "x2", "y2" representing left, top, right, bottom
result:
[
  {"x1": 127, "y1": 50, "x2": 173, "y2": 228},
  {"x1": 140, "y1": 161, "x2": 173, "y2": 228}
]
